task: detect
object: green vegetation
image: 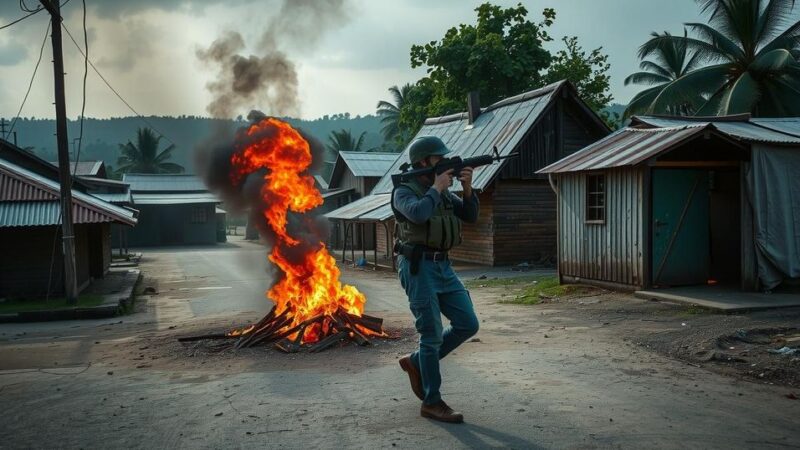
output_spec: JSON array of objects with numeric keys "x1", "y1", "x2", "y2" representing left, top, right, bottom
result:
[
  {"x1": 505, "y1": 277, "x2": 587, "y2": 305},
  {"x1": 117, "y1": 127, "x2": 184, "y2": 175},
  {"x1": 624, "y1": 30, "x2": 703, "y2": 118},
  {"x1": 466, "y1": 275, "x2": 596, "y2": 305},
  {"x1": 0, "y1": 295, "x2": 104, "y2": 314},
  {"x1": 626, "y1": 0, "x2": 800, "y2": 117},
  {"x1": 376, "y1": 83, "x2": 413, "y2": 146},
  {"x1": 326, "y1": 129, "x2": 366, "y2": 154},
  {"x1": 383, "y1": 2, "x2": 617, "y2": 142}
]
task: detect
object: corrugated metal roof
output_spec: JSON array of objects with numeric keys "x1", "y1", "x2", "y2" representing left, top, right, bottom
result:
[
  {"x1": 321, "y1": 187, "x2": 354, "y2": 199},
  {"x1": 92, "y1": 192, "x2": 133, "y2": 204},
  {"x1": 132, "y1": 192, "x2": 219, "y2": 205},
  {"x1": 371, "y1": 81, "x2": 569, "y2": 195},
  {"x1": 123, "y1": 174, "x2": 208, "y2": 192},
  {"x1": 337, "y1": 152, "x2": 399, "y2": 177},
  {"x1": 49, "y1": 160, "x2": 104, "y2": 177},
  {"x1": 750, "y1": 118, "x2": 800, "y2": 139},
  {"x1": 358, "y1": 202, "x2": 394, "y2": 222},
  {"x1": 313, "y1": 174, "x2": 329, "y2": 190},
  {"x1": 538, "y1": 125, "x2": 710, "y2": 173},
  {"x1": 324, "y1": 194, "x2": 391, "y2": 221},
  {"x1": 0, "y1": 201, "x2": 128, "y2": 227},
  {"x1": 0, "y1": 159, "x2": 137, "y2": 227},
  {"x1": 634, "y1": 116, "x2": 800, "y2": 144}
]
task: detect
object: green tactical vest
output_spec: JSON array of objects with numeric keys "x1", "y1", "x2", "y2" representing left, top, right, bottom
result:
[{"x1": 393, "y1": 179, "x2": 463, "y2": 251}]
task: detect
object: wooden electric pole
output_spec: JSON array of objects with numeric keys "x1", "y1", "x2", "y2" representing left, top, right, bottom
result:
[{"x1": 40, "y1": 0, "x2": 78, "y2": 304}]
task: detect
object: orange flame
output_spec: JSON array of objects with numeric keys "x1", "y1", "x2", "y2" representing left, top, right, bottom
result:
[{"x1": 230, "y1": 118, "x2": 371, "y2": 343}]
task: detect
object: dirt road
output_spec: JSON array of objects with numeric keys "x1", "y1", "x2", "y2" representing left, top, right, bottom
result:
[{"x1": 1, "y1": 241, "x2": 798, "y2": 449}]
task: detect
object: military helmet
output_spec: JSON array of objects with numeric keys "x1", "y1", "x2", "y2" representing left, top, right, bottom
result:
[{"x1": 408, "y1": 136, "x2": 450, "y2": 164}]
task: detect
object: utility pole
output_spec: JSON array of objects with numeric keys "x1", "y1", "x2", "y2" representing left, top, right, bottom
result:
[{"x1": 40, "y1": 0, "x2": 78, "y2": 304}]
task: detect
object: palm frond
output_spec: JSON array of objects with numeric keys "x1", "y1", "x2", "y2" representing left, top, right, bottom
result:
[{"x1": 624, "y1": 72, "x2": 672, "y2": 86}]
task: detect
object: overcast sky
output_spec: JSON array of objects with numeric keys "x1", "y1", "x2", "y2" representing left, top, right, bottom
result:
[{"x1": 0, "y1": 0, "x2": 704, "y2": 120}]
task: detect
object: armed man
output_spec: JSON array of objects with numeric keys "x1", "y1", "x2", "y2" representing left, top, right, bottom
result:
[{"x1": 392, "y1": 136, "x2": 480, "y2": 424}]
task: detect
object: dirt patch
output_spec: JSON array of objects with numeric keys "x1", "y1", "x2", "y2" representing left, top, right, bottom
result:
[{"x1": 467, "y1": 277, "x2": 800, "y2": 389}]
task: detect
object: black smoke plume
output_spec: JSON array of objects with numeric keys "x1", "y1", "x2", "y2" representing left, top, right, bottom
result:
[{"x1": 197, "y1": 0, "x2": 350, "y2": 119}]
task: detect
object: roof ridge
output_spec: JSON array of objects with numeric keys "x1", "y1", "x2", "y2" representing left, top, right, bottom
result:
[
  {"x1": 423, "y1": 80, "x2": 566, "y2": 125},
  {"x1": 0, "y1": 159, "x2": 135, "y2": 224}
]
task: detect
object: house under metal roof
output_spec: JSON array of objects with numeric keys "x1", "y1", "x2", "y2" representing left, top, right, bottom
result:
[
  {"x1": 331, "y1": 152, "x2": 399, "y2": 179},
  {"x1": 324, "y1": 80, "x2": 611, "y2": 266},
  {"x1": 0, "y1": 158, "x2": 137, "y2": 227},
  {"x1": 327, "y1": 80, "x2": 609, "y2": 222},
  {"x1": 122, "y1": 173, "x2": 219, "y2": 205},
  {"x1": 123, "y1": 174, "x2": 209, "y2": 192},
  {"x1": 541, "y1": 115, "x2": 800, "y2": 174}
]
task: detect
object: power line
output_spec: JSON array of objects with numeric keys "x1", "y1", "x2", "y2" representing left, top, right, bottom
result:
[
  {"x1": 5, "y1": 19, "x2": 50, "y2": 140},
  {"x1": 61, "y1": 22, "x2": 177, "y2": 147},
  {"x1": 72, "y1": 0, "x2": 87, "y2": 179},
  {"x1": 0, "y1": 6, "x2": 43, "y2": 30},
  {"x1": 0, "y1": 0, "x2": 69, "y2": 30}
]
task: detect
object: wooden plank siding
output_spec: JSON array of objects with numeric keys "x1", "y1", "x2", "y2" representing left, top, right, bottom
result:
[
  {"x1": 375, "y1": 219, "x2": 394, "y2": 258},
  {"x1": 491, "y1": 179, "x2": 557, "y2": 265},
  {"x1": 450, "y1": 190, "x2": 495, "y2": 265},
  {"x1": 557, "y1": 167, "x2": 645, "y2": 288}
]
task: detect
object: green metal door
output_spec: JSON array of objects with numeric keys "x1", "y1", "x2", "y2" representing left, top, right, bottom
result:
[{"x1": 652, "y1": 169, "x2": 709, "y2": 286}]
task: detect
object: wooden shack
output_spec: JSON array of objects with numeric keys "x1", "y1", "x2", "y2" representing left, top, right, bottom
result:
[
  {"x1": 539, "y1": 115, "x2": 800, "y2": 291},
  {"x1": 325, "y1": 80, "x2": 610, "y2": 266},
  {"x1": 0, "y1": 141, "x2": 137, "y2": 298},
  {"x1": 325, "y1": 151, "x2": 398, "y2": 252}
]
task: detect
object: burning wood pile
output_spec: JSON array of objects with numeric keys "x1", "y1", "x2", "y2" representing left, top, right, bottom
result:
[{"x1": 180, "y1": 116, "x2": 385, "y2": 353}]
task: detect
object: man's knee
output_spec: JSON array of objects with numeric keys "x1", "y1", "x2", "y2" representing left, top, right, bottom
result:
[
  {"x1": 462, "y1": 316, "x2": 479, "y2": 337},
  {"x1": 419, "y1": 334, "x2": 443, "y2": 352}
]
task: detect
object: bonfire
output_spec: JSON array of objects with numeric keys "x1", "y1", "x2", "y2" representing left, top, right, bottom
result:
[{"x1": 180, "y1": 118, "x2": 385, "y2": 352}]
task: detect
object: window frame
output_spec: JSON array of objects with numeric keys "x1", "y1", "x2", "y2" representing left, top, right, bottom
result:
[
  {"x1": 585, "y1": 173, "x2": 606, "y2": 225},
  {"x1": 190, "y1": 205, "x2": 209, "y2": 224}
]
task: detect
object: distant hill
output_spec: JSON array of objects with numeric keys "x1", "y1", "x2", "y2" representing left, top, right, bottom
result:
[
  {"x1": 5, "y1": 114, "x2": 389, "y2": 176},
  {"x1": 603, "y1": 103, "x2": 627, "y2": 119}
]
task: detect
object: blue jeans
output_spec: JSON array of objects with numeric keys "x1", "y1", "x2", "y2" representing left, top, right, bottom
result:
[{"x1": 397, "y1": 255, "x2": 480, "y2": 405}]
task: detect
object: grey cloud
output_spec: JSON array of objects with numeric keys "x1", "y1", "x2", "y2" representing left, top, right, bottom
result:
[{"x1": 0, "y1": 41, "x2": 28, "y2": 66}]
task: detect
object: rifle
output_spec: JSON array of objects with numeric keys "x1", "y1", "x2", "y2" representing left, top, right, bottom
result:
[{"x1": 391, "y1": 146, "x2": 518, "y2": 187}]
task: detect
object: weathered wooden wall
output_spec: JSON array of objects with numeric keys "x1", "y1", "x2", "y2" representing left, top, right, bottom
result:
[
  {"x1": 557, "y1": 168, "x2": 645, "y2": 288},
  {"x1": 492, "y1": 179, "x2": 557, "y2": 266},
  {"x1": 450, "y1": 190, "x2": 495, "y2": 265},
  {"x1": 375, "y1": 219, "x2": 394, "y2": 258}
]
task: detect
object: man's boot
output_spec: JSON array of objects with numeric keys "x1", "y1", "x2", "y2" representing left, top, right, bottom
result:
[
  {"x1": 399, "y1": 356, "x2": 424, "y2": 400},
  {"x1": 420, "y1": 400, "x2": 464, "y2": 423}
]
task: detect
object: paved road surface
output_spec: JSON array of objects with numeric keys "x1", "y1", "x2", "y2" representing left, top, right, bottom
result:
[{"x1": 1, "y1": 238, "x2": 797, "y2": 449}]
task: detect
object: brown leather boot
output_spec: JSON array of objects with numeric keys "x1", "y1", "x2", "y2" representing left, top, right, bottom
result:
[
  {"x1": 421, "y1": 400, "x2": 464, "y2": 423},
  {"x1": 399, "y1": 356, "x2": 424, "y2": 400}
]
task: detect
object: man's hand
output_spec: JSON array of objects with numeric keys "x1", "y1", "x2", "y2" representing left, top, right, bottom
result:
[
  {"x1": 433, "y1": 169, "x2": 454, "y2": 193},
  {"x1": 459, "y1": 167, "x2": 473, "y2": 198}
]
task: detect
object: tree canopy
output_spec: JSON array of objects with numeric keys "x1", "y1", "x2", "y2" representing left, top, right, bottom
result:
[
  {"x1": 383, "y1": 3, "x2": 616, "y2": 145},
  {"x1": 626, "y1": 0, "x2": 800, "y2": 117},
  {"x1": 116, "y1": 128, "x2": 184, "y2": 175}
]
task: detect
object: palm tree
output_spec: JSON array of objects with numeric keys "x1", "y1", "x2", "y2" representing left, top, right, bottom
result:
[
  {"x1": 326, "y1": 129, "x2": 366, "y2": 154},
  {"x1": 116, "y1": 128, "x2": 184, "y2": 174},
  {"x1": 376, "y1": 84, "x2": 413, "y2": 141},
  {"x1": 629, "y1": 0, "x2": 800, "y2": 117},
  {"x1": 624, "y1": 31, "x2": 706, "y2": 117}
]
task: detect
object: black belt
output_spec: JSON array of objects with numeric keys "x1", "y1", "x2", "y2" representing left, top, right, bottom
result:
[{"x1": 421, "y1": 251, "x2": 448, "y2": 262}]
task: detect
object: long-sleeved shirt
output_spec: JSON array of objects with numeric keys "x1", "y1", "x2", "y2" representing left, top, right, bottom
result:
[{"x1": 393, "y1": 185, "x2": 479, "y2": 225}]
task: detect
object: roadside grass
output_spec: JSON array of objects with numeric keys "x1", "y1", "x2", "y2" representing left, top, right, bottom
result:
[
  {"x1": 0, "y1": 295, "x2": 105, "y2": 314},
  {"x1": 464, "y1": 274, "x2": 548, "y2": 289},
  {"x1": 467, "y1": 275, "x2": 597, "y2": 305}
]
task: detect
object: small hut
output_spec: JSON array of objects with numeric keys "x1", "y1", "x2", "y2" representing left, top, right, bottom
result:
[
  {"x1": 538, "y1": 114, "x2": 800, "y2": 291},
  {"x1": 325, "y1": 151, "x2": 398, "y2": 251},
  {"x1": 0, "y1": 144, "x2": 137, "y2": 298},
  {"x1": 325, "y1": 80, "x2": 610, "y2": 267}
]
